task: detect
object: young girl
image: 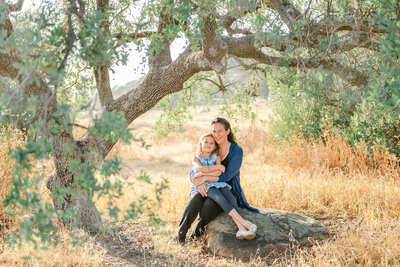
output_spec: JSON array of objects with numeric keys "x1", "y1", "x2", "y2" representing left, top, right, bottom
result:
[{"x1": 189, "y1": 133, "x2": 257, "y2": 240}]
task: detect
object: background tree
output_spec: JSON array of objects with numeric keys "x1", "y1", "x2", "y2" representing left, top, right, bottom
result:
[{"x1": 1, "y1": 0, "x2": 399, "y2": 244}]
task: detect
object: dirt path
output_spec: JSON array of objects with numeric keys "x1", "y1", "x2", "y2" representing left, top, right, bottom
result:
[
  {"x1": 93, "y1": 222, "x2": 191, "y2": 266},
  {"x1": 93, "y1": 220, "x2": 222, "y2": 266}
]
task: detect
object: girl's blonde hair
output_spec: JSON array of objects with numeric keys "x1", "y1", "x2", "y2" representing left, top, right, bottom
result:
[{"x1": 198, "y1": 133, "x2": 219, "y2": 157}]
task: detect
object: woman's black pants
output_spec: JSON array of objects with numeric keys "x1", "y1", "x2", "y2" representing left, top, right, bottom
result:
[{"x1": 176, "y1": 192, "x2": 223, "y2": 243}]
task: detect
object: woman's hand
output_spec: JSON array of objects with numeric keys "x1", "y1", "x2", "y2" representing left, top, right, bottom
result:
[
  {"x1": 191, "y1": 172, "x2": 208, "y2": 182},
  {"x1": 191, "y1": 172, "x2": 203, "y2": 182},
  {"x1": 197, "y1": 183, "x2": 208, "y2": 197}
]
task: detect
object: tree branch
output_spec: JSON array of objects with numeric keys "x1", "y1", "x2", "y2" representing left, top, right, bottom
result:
[
  {"x1": 221, "y1": 5, "x2": 259, "y2": 36},
  {"x1": 58, "y1": 4, "x2": 76, "y2": 74},
  {"x1": 6, "y1": 0, "x2": 24, "y2": 13},
  {"x1": 262, "y1": 0, "x2": 384, "y2": 54},
  {"x1": 331, "y1": 32, "x2": 380, "y2": 53},
  {"x1": 84, "y1": 44, "x2": 230, "y2": 154},
  {"x1": 250, "y1": 49, "x2": 367, "y2": 87},
  {"x1": 69, "y1": 0, "x2": 85, "y2": 22},
  {"x1": 268, "y1": 0, "x2": 302, "y2": 31},
  {"x1": 221, "y1": 34, "x2": 367, "y2": 86},
  {"x1": 232, "y1": 56, "x2": 265, "y2": 72},
  {"x1": 197, "y1": 75, "x2": 235, "y2": 93},
  {"x1": 201, "y1": 15, "x2": 228, "y2": 74},
  {"x1": 148, "y1": 2, "x2": 174, "y2": 69},
  {"x1": 114, "y1": 31, "x2": 155, "y2": 48},
  {"x1": 93, "y1": 0, "x2": 114, "y2": 107}
]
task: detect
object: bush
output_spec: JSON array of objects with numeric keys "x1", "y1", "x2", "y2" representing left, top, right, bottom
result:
[
  {"x1": 268, "y1": 67, "x2": 400, "y2": 158},
  {"x1": 0, "y1": 127, "x2": 26, "y2": 250},
  {"x1": 346, "y1": 100, "x2": 400, "y2": 157}
]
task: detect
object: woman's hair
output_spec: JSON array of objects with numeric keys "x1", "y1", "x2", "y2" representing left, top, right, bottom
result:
[
  {"x1": 211, "y1": 117, "x2": 237, "y2": 144},
  {"x1": 198, "y1": 133, "x2": 219, "y2": 156}
]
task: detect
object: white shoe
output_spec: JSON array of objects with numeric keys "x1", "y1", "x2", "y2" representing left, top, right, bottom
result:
[
  {"x1": 236, "y1": 227, "x2": 256, "y2": 240},
  {"x1": 244, "y1": 220, "x2": 257, "y2": 233}
]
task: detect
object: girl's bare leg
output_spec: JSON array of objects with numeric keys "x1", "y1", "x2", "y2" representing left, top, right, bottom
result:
[
  {"x1": 228, "y1": 209, "x2": 249, "y2": 229},
  {"x1": 231, "y1": 216, "x2": 244, "y2": 229}
]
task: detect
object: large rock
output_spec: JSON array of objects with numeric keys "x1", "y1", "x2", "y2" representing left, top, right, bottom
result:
[{"x1": 205, "y1": 207, "x2": 329, "y2": 259}]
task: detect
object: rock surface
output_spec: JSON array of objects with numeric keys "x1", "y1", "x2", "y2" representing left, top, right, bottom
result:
[{"x1": 205, "y1": 207, "x2": 329, "y2": 259}]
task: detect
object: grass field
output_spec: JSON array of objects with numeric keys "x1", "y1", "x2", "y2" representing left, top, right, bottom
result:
[{"x1": 1, "y1": 101, "x2": 400, "y2": 266}]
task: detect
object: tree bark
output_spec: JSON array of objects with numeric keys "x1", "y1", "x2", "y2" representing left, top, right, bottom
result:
[
  {"x1": 94, "y1": 66, "x2": 114, "y2": 107},
  {"x1": 46, "y1": 132, "x2": 102, "y2": 232},
  {"x1": 1, "y1": 6, "x2": 102, "y2": 231}
]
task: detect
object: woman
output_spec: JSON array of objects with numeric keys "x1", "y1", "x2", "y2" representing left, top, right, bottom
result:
[{"x1": 174, "y1": 117, "x2": 259, "y2": 243}]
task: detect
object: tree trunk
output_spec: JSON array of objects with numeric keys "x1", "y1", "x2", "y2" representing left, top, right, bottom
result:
[
  {"x1": 46, "y1": 131, "x2": 101, "y2": 232},
  {"x1": 47, "y1": 174, "x2": 101, "y2": 233}
]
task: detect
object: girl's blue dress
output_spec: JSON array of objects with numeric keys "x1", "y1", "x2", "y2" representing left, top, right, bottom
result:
[{"x1": 189, "y1": 153, "x2": 231, "y2": 197}]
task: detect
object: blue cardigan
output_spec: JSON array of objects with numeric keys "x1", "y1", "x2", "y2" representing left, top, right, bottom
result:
[{"x1": 192, "y1": 143, "x2": 259, "y2": 213}]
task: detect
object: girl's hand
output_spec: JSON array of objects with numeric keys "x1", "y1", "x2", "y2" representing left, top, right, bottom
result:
[
  {"x1": 197, "y1": 183, "x2": 208, "y2": 197},
  {"x1": 193, "y1": 176, "x2": 206, "y2": 187}
]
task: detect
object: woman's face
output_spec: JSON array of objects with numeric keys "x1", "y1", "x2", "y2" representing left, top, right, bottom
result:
[{"x1": 212, "y1": 122, "x2": 230, "y2": 145}]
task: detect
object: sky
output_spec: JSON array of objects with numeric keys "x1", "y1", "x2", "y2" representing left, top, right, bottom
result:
[
  {"x1": 109, "y1": 38, "x2": 186, "y2": 87},
  {"x1": 20, "y1": 0, "x2": 186, "y2": 88}
]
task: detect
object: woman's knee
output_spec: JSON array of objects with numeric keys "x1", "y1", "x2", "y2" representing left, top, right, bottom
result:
[
  {"x1": 185, "y1": 192, "x2": 204, "y2": 210},
  {"x1": 200, "y1": 198, "x2": 222, "y2": 219}
]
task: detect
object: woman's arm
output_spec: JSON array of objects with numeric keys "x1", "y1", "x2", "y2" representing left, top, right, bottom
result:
[
  {"x1": 217, "y1": 145, "x2": 243, "y2": 183},
  {"x1": 204, "y1": 170, "x2": 222, "y2": 177},
  {"x1": 215, "y1": 156, "x2": 226, "y2": 173}
]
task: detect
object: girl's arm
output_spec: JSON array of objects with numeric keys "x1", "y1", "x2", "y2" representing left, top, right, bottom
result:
[
  {"x1": 191, "y1": 154, "x2": 231, "y2": 186},
  {"x1": 193, "y1": 174, "x2": 219, "y2": 185},
  {"x1": 192, "y1": 155, "x2": 225, "y2": 173},
  {"x1": 192, "y1": 174, "x2": 218, "y2": 187},
  {"x1": 192, "y1": 156, "x2": 205, "y2": 171},
  {"x1": 200, "y1": 156, "x2": 224, "y2": 176},
  {"x1": 195, "y1": 148, "x2": 243, "y2": 184}
]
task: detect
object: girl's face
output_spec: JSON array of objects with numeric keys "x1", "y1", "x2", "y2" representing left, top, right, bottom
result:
[
  {"x1": 212, "y1": 122, "x2": 230, "y2": 145},
  {"x1": 201, "y1": 136, "x2": 216, "y2": 154}
]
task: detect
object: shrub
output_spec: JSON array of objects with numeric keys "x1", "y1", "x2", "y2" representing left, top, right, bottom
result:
[{"x1": 0, "y1": 127, "x2": 26, "y2": 251}]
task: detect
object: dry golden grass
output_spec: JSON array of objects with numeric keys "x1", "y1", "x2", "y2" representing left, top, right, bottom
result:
[
  {"x1": 0, "y1": 128, "x2": 25, "y2": 205},
  {"x1": 0, "y1": 230, "x2": 107, "y2": 266},
  {"x1": 276, "y1": 133, "x2": 399, "y2": 177},
  {"x1": 113, "y1": 104, "x2": 400, "y2": 266},
  {"x1": 2, "y1": 102, "x2": 400, "y2": 266},
  {"x1": 0, "y1": 128, "x2": 108, "y2": 266},
  {"x1": 0, "y1": 128, "x2": 26, "y2": 253}
]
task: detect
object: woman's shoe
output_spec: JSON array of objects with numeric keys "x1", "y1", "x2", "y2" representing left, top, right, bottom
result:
[
  {"x1": 236, "y1": 228, "x2": 256, "y2": 240},
  {"x1": 168, "y1": 235, "x2": 185, "y2": 245},
  {"x1": 244, "y1": 220, "x2": 257, "y2": 233}
]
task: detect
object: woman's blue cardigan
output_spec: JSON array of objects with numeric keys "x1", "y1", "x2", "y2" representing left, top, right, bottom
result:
[
  {"x1": 218, "y1": 143, "x2": 259, "y2": 212},
  {"x1": 192, "y1": 142, "x2": 259, "y2": 213}
]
